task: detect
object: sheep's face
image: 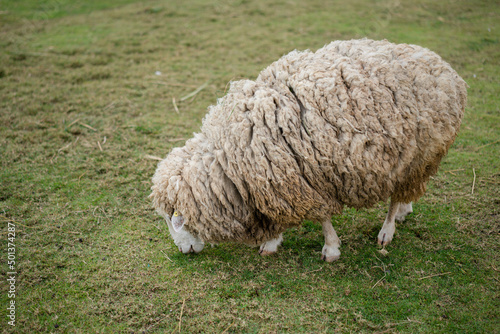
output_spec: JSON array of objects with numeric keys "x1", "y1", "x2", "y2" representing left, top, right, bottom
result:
[{"x1": 165, "y1": 211, "x2": 205, "y2": 254}]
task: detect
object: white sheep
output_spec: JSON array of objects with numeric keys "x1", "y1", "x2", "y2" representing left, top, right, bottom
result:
[{"x1": 151, "y1": 39, "x2": 467, "y2": 261}]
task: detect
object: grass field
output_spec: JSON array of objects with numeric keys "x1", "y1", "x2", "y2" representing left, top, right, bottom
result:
[{"x1": 0, "y1": 0, "x2": 499, "y2": 332}]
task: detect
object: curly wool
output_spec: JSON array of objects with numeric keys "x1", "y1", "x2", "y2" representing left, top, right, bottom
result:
[{"x1": 151, "y1": 39, "x2": 467, "y2": 245}]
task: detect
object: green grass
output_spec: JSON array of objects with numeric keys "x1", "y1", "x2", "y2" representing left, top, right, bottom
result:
[{"x1": 0, "y1": 0, "x2": 499, "y2": 332}]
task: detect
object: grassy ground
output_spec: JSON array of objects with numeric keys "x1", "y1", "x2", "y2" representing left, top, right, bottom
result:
[{"x1": 0, "y1": 0, "x2": 499, "y2": 332}]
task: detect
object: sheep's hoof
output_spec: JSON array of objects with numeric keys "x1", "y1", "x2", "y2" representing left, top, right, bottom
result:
[
  {"x1": 377, "y1": 232, "x2": 393, "y2": 247},
  {"x1": 259, "y1": 249, "x2": 276, "y2": 256},
  {"x1": 395, "y1": 215, "x2": 406, "y2": 222},
  {"x1": 396, "y1": 203, "x2": 413, "y2": 222},
  {"x1": 258, "y1": 234, "x2": 283, "y2": 256},
  {"x1": 321, "y1": 245, "x2": 341, "y2": 262},
  {"x1": 321, "y1": 254, "x2": 340, "y2": 262},
  {"x1": 395, "y1": 212, "x2": 411, "y2": 222}
]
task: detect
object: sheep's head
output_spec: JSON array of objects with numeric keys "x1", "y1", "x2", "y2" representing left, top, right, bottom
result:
[
  {"x1": 165, "y1": 210, "x2": 205, "y2": 254},
  {"x1": 151, "y1": 138, "x2": 210, "y2": 255}
]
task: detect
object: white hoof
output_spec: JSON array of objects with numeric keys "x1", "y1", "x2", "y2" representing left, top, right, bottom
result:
[
  {"x1": 259, "y1": 234, "x2": 283, "y2": 256},
  {"x1": 377, "y1": 224, "x2": 395, "y2": 246},
  {"x1": 395, "y1": 202, "x2": 413, "y2": 222},
  {"x1": 321, "y1": 244, "x2": 341, "y2": 262}
]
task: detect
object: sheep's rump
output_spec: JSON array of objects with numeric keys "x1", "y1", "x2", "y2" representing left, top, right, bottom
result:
[{"x1": 152, "y1": 39, "x2": 467, "y2": 244}]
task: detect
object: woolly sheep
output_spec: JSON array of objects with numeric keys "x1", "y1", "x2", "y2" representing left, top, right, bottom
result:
[{"x1": 150, "y1": 39, "x2": 467, "y2": 262}]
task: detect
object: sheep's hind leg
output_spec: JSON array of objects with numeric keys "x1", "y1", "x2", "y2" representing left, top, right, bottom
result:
[
  {"x1": 259, "y1": 233, "x2": 283, "y2": 256},
  {"x1": 396, "y1": 202, "x2": 413, "y2": 222},
  {"x1": 321, "y1": 219, "x2": 341, "y2": 262},
  {"x1": 377, "y1": 200, "x2": 401, "y2": 246}
]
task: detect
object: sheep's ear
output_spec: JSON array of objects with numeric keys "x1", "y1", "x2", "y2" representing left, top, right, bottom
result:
[{"x1": 171, "y1": 211, "x2": 185, "y2": 232}]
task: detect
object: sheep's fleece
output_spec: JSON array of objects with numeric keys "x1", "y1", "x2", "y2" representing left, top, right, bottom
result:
[{"x1": 151, "y1": 39, "x2": 467, "y2": 252}]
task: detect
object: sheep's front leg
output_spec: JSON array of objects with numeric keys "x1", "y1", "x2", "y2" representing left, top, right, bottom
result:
[
  {"x1": 321, "y1": 219, "x2": 341, "y2": 262},
  {"x1": 377, "y1": 200, "x2": 401, "y2": 246},
  {"x1": 259, "y1": 233, "x2": 283, "y2": 256}
]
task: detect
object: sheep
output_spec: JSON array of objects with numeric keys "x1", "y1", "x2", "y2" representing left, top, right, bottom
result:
[{"x1": 150, "y1": 38, "x2": 467, "y2": 262}]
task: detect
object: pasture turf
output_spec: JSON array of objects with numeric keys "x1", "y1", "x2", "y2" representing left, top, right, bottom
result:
[{"x1": 0, "y1": 0, "x2": 499, "y2": 332}]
